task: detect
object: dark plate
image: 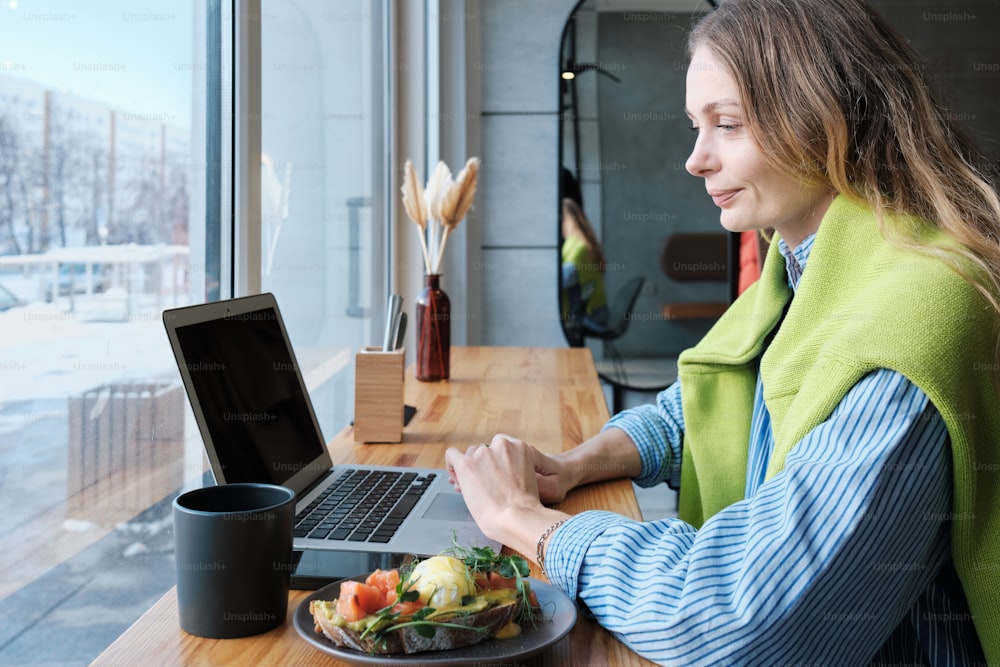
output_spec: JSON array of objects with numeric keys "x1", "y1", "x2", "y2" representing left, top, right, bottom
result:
[{"x1": 293, "y1": 575, "x2": 577, "y2": 666}]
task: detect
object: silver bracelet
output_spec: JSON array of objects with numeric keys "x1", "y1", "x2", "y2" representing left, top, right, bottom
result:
[{"x1": 536, "y1": 519, "x2": 567, "y2": 579}]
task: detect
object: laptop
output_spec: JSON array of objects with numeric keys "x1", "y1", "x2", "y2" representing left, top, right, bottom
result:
[{"x1": 162, "y1": 292, "x2": 500, "y2": 588}]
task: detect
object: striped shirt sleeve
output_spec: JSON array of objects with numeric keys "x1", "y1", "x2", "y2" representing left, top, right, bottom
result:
[
  {"x1": 604, "y1": 380, "x2": 684, "y2": 489},
  {"x1": 544, "y1": 370, "x2": 953, "y2": 666}
]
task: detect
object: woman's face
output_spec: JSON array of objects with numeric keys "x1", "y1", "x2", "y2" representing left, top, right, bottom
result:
[
  {"x1": 684, "y1": 45, "x2": 834, "y2": 248},
  {"x1": 561, "y1": 208, "x2": 577, "y2": 239}
]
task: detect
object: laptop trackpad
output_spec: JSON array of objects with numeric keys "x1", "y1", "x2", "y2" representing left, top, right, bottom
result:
[{"x1": 422, "y1": 493, "x2": 474, "y2": 521}]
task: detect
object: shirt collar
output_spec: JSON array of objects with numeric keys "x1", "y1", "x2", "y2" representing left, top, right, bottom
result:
[{"x1": 776, "y1": 234, "x2": 816, "y2": 291}]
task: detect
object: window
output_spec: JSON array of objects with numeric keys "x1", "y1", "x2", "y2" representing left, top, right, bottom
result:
[
  {"x1": 258, "y1": 0, "x2": 389, "y2": 437},
  {"x1": 0, "y1": 1, "x2": 389, "y2": 662},
  {"x1": 0, "y1": 3, "x2": 213, "y2": 662}
]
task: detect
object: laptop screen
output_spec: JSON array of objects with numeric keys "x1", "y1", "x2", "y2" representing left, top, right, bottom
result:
[{"x1": 173, "y1": 306, "x2": 326, "y2": 485}]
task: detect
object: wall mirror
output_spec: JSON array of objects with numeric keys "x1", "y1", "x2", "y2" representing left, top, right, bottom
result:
[{"x1": 557, "y1": 0, "x2": 721, "y2": 406}]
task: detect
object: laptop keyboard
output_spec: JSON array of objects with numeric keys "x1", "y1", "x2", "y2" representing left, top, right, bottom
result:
[{"x1": 293, "y1": 469, "x2": 437, "y2": 543}]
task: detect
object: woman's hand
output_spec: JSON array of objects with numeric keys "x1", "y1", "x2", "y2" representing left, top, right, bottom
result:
[
  {"x1": 445, "y1": 435, "x2": 568, "y2": 539},
  {"x1": 446, "y1": 434, "x2": 576, "y2": 503},
  {"x1": 446, "y1": 435, "x2": 574, "y2": 563},
  {"x1": 445, "y1": 430, "x2": 640, "y2": 560}
]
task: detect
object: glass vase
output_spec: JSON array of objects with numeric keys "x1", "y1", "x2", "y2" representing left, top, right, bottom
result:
[{"x1": 415, "y1": 274, "x2": 450, "y2": 381}]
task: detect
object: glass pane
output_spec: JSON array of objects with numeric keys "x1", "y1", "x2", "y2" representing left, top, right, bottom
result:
[
  {"x1": 260, "y1": 0, "x2": 387, "y2": 439},
  {"x1": 0, "y1": 1, "x2": 222, "y2": 662}
]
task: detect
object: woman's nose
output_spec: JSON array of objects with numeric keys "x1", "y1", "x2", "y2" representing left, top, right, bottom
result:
[{"x1": 685, "y1": 133, "x2": 715, "y2": 177}]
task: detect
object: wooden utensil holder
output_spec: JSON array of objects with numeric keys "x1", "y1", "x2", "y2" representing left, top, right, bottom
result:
[{"x1": 353, "y1": 347, "x2": 405, "y2": 443}]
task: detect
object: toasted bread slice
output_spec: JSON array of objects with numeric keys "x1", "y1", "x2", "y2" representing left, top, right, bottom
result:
[
  {"x1": 310, "y1": 598, "x2": 519, "y2": 655},
  {"x1": 311, "y1": 600, "x2": 401, "y2": 654}
]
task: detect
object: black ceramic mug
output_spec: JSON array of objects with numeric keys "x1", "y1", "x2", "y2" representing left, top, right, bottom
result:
[{"x1": 173, "y1": 482, "x2": 296, "y2": 638}]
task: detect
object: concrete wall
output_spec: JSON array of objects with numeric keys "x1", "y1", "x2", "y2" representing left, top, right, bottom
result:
[{"x1": 476, "y1": 0, "x2": 578, "y2": 347}]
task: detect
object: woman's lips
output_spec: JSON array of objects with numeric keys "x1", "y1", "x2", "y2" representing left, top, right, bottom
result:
[{"x1": 709, "y1": 189, "x2": 740, "y2": 207}]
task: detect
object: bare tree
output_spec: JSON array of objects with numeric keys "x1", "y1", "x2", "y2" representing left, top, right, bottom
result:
[
  {"x1": 115, "y1": 142, "x2": 188, "y2": 245},
  {"x1": 44, "y1": 103, "x2": 100, "y2": 249},
  {"x1": 0, "y1": 113, "x2": 23, "y2": 255},
  {"x1": 113, "y1": 150, "x2": 160, "y2": 243}
]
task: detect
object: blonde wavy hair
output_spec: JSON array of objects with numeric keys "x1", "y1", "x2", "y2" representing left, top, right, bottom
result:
[
  {"x1": 689, "y1": 0, "x2": 1000, "y2": 321},
  {"x1": 562, "y1": 198, "x2": 608, "y2": 271}
]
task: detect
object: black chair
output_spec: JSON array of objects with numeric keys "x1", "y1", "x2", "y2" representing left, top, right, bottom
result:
[{"x1": 580, "y1": 276, "x2": 645, "y2": 380}]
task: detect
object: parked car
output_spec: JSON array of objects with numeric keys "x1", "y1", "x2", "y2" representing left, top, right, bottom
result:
[
  {"x1": 0, "y1": 283, "x2": 19, "y2": 311},
  {"x1": 44, "y1": 263, "x2": 110, "y2": 301}
]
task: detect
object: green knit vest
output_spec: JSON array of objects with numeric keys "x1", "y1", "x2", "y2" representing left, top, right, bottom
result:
[
  {"x1": 561, "y1": 236, "x2": 608, "y2": 316},
  {"x1": 676, "y1": 195, "x2": 1000, "y2": 660}
]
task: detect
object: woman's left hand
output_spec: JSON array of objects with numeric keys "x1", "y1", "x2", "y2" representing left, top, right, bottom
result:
[{"x1": 445, "y1": 434, "x2": 547, "y2": 541}]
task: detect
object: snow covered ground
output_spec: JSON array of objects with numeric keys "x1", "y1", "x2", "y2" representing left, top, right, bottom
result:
[
  {"x1": 0, "y1": 273, "x2": 194, "y2": 665},
  {"x1": 0, "y1": 273, "x2": 186, "y2": 411}
]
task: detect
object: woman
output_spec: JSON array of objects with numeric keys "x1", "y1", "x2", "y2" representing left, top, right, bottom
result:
[
  {"x1": 446, "y1": 0, "x2": 1000, "y2": 664},
  {"x1": 560, "y1": 197, "x2": 609, "y2": 336}
]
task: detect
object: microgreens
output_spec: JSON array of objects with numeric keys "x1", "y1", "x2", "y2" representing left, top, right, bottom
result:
[
  {"x1": 358, "y1": 572, "x2": 487, "y2": 646},
  {"x1": 444, "y1": 542, "x2": 542, "y2": 627},
  {"x1": 456, "y1": 544, "x2": 531, "y2": 579}
]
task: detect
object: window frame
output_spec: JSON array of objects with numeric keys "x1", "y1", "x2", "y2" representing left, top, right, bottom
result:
[{"x1": 232, "y1": 0, "x2": 262, "y2": 298}]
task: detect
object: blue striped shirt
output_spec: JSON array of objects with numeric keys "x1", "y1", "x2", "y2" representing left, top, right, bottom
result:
[{"x1": 546, "y1": 235, "x2": 984, "y2": 665}]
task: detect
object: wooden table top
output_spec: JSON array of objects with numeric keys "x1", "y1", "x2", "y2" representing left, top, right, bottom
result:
[{"x1": 92, "y1": 346, "x2": 656, "y2": 666}]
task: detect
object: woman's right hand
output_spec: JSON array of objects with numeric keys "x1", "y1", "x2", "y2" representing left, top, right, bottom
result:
[
  {"x1": 540, "y1": 427, "x2": 644, "y2": 501},
  {"x1": 531, "y1": 445, "x2": 582, "y2": 505}
]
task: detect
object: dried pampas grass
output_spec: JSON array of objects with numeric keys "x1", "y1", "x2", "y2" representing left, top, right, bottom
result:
[
  {"x1": 401, "y1": 160, "x2": 432, "y2": 273},
  {"x1": 401, "y1": 157, "x2": 481, "y2": 275},
  {"x1": 433, "y1": 157, "x2": 480, "y2": 273}
]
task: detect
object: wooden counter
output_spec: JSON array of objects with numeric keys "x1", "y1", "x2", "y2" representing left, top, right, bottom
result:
[{"x1": 92, "y1": 346, "x2": 655, "y2": 666}]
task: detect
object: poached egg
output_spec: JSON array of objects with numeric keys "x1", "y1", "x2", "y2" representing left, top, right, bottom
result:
[{"x1": 406, "y1": 555, "x2": 476, "y2": 608}]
